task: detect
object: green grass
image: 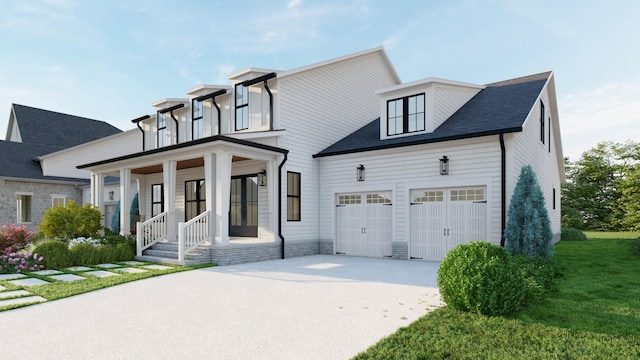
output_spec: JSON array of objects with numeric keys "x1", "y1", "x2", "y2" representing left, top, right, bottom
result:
[
  {"x1": 0, "y1": 262, "x2": 215, "y2": 312},
  {"x1": 354, "y1": 233, "x2": 640, "y2": 359}
]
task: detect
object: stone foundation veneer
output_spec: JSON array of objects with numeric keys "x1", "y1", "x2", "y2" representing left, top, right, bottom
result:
[{"x1": 392, "y1": 241, "x2": 408, "y2": 260}]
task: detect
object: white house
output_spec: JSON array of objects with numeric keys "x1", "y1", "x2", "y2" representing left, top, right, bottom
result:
[{"x1": 44, "y1": 46, "x2": 563, "y2": 265}]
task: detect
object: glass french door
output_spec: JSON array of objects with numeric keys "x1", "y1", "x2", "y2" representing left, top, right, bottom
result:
[{"x1": 229, "y1": 175, "x2": 258, "y2": 237}]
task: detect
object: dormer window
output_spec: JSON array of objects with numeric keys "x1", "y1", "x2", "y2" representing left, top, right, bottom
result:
[
  {"x1": 235, "y1": 83, "x2": 249, "y2": 131},
  {"x1": 157, "y1": 112, "x2": 167, "y2": 147},
  {"x1": 387, "y1": 93, "x2": 425, "y2": 136},
  {"x1": 192, "y1": 99, "x2": 203, "y2": 140}
]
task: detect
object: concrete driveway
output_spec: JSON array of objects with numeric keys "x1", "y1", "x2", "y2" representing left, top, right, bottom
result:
[{"x1": 0, "y1": 255, "x2": 442, "y2": 360}]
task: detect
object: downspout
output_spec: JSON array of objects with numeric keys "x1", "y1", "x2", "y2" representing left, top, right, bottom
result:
[
  {"x1": 212, "y1": 98, "x2": 222, "y2": 135},
  {"x1": 131, "y1": 115, "x2": 150, "y2": 151},
  {"x1": 263, "y1": 79, "x2": 273, "y2": 131},
  {"x1": 278, "y1": 152, "x2": 288, "y2": 259},
  {"x1": 158, "y1": 104, "x2": 185, "y2": 145},
  {"x1": 170, "y1": 111, "x2": 179, "y2": 144},
  {"x1": 499, "y1": 133, "x2": 506, "y2": 247}
]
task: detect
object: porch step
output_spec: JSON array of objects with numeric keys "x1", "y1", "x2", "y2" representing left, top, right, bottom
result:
[{"x1": 138, "y1": 242, "x2": 213, "y2": 266}]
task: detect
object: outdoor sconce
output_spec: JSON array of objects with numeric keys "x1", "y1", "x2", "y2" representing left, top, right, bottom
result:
[
  {"x1": 439, "y1": 156, "x2": 449, "y2": 175},
  {"x1": 257, "y1": 170, "x2": 267, "y2": 186},
  {"x1": 108, "y1": 191, "x2": 114, "y2": 200},
  {"x1": 356, "y1": 164, "x2": 365, "y2": 181}
]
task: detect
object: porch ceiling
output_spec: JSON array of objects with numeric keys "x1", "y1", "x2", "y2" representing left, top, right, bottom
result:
[{"x1": 131, "y1": 156, "x2": 250, "y2": 174}]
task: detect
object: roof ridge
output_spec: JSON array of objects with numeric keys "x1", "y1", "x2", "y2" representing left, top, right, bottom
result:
[{"x1": 485, "y1": 71, "x2": 551, "y2": 87}]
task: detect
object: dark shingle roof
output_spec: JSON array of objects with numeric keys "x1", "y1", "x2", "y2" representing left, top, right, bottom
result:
[
  {"x1": 314, "y1": 72, "x2": 551, "y2": 157},
  {"x1": 12, "y1": 104, "x2": 121, "y2": 148},
  {"x1": 0, "y1": 104, "x2": 121, "y2": 182}
]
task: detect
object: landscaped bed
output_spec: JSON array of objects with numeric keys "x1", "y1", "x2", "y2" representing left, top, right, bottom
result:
[{"x1": 354, "y1": 233, "x2": 640, "y2": 359}]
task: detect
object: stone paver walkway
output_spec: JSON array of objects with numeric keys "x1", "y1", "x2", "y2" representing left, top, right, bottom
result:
[{"x1": 0, "y1": 261, "x2": 173, "y2": 309}]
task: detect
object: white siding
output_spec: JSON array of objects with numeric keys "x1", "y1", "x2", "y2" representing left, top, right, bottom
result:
[
  {"x1": 277, "y1": 51, "x2": 400, "y2": 242},
  {"x1": 318, "y1": 137, "x2": 503, "y2": 249},
  {"x1": 507, "y1": 80, "x2": 563, "y2": 239},
  {"x1": 433, "y1": 86, "x2": 481, "y2": 129},
  {"x1": 41, "y1": 130, "x2": 140, "y2": 179}
]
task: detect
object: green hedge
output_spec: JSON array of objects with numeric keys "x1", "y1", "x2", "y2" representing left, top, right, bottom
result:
[
  {"x1": 561, "y1": 227, "x2": 587, "y2": 241},
  {"x1": 33, "y1": 241, "x2": 72, "y2": 269}
]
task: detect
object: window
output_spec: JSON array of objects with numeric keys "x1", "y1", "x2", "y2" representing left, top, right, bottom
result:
[
  {"x1": 287, "y1": 172, "x2": 301, "y2": 221},
  {"x1": 553, "y1": 187, "x2": 556, "y2": 210},
  {"x1": 16, "y1": 194, "x2": 31, "y2": 223},
  {"x1": 192, "y1": 99, "x2": 203, "y2": 140},
  {"x1": 51, "y1": 196, "x2": 65, "y2": 207},
  {"x1": 548, "y1": 116, "x2": 551, "y2": 153},
  {"x1": 151, "y1": 184, "x2": 164, "y2": 217},
  {"x1": 387, "y1": 93, "x2": 425, "y2": 136},
  {"x1": 235, "y1": 83, "x2": 249, "y2": 131},
  {"x1": 540, "y1": 101, "x2": 545, "y2": 144},
  {"x1": 185, "y1": 179, "x2": 205, "y2": 221},
  {"x1": 157, "y1": 112, "x2": 167, "y2": 147}
]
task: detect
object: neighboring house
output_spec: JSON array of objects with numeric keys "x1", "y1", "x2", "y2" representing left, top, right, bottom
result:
[
  {"x1": 0, "y1": 104, "x2": 122, "y2": 231},
  {"x1": 72, "y1": 46, "x2": 564, "y2": 266}
]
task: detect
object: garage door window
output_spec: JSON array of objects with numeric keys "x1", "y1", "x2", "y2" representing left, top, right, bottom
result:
[
  {"x1": 450, "y1": 188, "x2": 484, "y2": 201},
  {"x1": 411, "y1": 190, "x2": 444, "y2": 203},
  {"x1": 366, "y1": 193, "x2": 391, "y2": 204},
  {"x1": 338, "y1": 195, "x2": 361, "y2": 205}
]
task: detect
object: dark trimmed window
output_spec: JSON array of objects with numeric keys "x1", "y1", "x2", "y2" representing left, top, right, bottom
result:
[
  {"x1": 287, "y1": 172, "x2": 301, "y2": 221},
  {"x1": 548, "y1": 116, "x2": 551, "y2": 153},
  {"x1": 185, "y1": 179, "x2": 206, "y2": 221},
  {"x1": 192, "y1": 99, "x2": 203, "y2": 140},
  {"x1": 387, "y1": 93, "x2": 425, "y2": 136},
  {"x1": 540, "y1": 101, "x2": 545, "y2": 144},
  {"x1": 552, "y1": 187, "x2": 556, "y2": 210},
  {"x1": 235, "y1": 83, "x2": 249, "y2": 131},
  {"x1": 157, "y1": 112, "x2": 167, "y2": 147},
  {"x1": 151, "y1": 184, "x2": 164, "y2": 217}
]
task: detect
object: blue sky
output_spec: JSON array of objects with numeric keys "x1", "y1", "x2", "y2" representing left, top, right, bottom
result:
[{"x1": 1, "y1": 0, "x2": 638, "y2": 160}]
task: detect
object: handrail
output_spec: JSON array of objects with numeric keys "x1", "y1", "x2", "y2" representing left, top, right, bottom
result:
[
  {"x1": 136, "y1": 211, "x2": 168, "y2": 256},
  {"x1": 178, "y1": 210, "x2": 210, "y2": 264}
]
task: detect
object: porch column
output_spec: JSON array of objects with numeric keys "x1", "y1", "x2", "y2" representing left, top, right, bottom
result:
[
  {"x1": 90, "y1": 173, "x2": 105, "y2": 208},
  {"x1": 119, "y1": 168, "x2": 131, "y2": 235},
  {"x1": 135, "y1": 176, "x2": 146, "y2": 222},
  {"x1": 204, "y1": 153, "x2": 216, "y2": 244},
  {"x1": 267, "y1": 159, "x2": 278, "y2": 241},
  {"x1": 214, "y1": 151, "x2": 231, "y2": 245},
  {"x1": 163, "y1": 160, "x2": 177, "y2": 241}
]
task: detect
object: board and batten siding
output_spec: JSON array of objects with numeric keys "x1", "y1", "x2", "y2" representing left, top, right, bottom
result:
[
  {"x1": 318, "y1": 136, "x2": 503, "y2": 250},
  {"x1": 276, "y1": 51, "x2": 399, "y2": 242},
  {"x1": 507, "y1": 81, "x2": 563, "y2": 239},
  {"x1": 41, "y1": 130, "x2": 140, "y2": 179}
]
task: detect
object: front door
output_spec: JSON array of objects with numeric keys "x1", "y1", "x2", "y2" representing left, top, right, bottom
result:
[{"x1": 230, "y1": 175, "x2": 258, "y2": 237}]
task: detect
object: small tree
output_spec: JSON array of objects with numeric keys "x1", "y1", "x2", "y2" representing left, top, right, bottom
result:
[
  {"x1": 504, "y1": 165, "x2": 553, "y2": 258},
  {"x1": 39, "y1": 200, "x2": 103, "y2": 241}
]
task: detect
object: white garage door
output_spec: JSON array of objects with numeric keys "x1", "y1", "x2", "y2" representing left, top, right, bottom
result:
[
  {"x1": 336, "y1": 192, "x2": 392, "y2": 257},
  {"x1": 410, "y1": 187, "x2": 487, "y2": 261}
]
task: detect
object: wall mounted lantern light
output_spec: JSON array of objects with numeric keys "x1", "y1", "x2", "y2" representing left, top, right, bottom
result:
[
  {"x1": 257, "y1": 170, "x2": 267, "y2": 186},
  {"x1": 439, "y1": 156, "x2": 449, "y2": 175},
  {"x1": 357, "y1": 164, "x2": 365, "y2": 181},
  {"x1": 108, "y1": 191, "x2": 115, "y2": 201}
]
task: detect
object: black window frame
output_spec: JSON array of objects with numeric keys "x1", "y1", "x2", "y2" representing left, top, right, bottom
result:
[
  {"x1": 540, "y1": 100, "x2": 545, "y2": 145},
  {"x1": 235, "y1": 83, "x2": 249, "y2": 131},
  {"x1": 386, "y1": 93, "x2": 425, "y2": 136},
  {"x1": 548, "y1": 116, "x2": 551, "y2": 153},
  {"x1": 151, "y1": 183, "x2": 164, "y2": 217},
  {"x1": 553, "y1": 187, "x2": 556, "y2": 210},
  {"x1": 287, "y1": 171, "x2": 301, "y2": 221},
  {"x1": 192, "y1": 98, "x2": 204, "y2": 140},
  {"x1": 185, "y1": 179, "x2": 206, "y2": 222},
  {"x1": 157, "y1": 112, "x2": 167, "y2": 147}
]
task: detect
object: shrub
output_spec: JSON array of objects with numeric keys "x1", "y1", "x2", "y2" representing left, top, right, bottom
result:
[
  {"x1": 98, "y1": 245, "x2": 120, "y2": 263},
  {"x1": 39, "y1": 201, "x2": 103, "y2": 241},
  {"x1": 116, "y1": 243, "x2": 135, "y2": 261},
  {"x1": 33, "y1": 241, "x2": 72, "y2": 269},
  {"x1": 437, "y1": 242, "x2": 526, "y2": 316},
  {"x1": 0, "y1": 252, "x2": 43, "y2": 273},
  {"x1": 70, "y1": 243, "x2": 101, "y2": 265},
  {"x1": 504, "y1": 165, "x2": 553, "y2": 258},
  {"x1": 512, "y1": 255, "x2": 563, "y2": 304},
  {"x1": 631, "y1": 238, "x2": 640, "y2": 257},
  {"x1": 99, "y1": 233, "x2": 135, "y2": 248},
  {"x1": 561, "y1": 227, "x2": 587, "y2": 241},
  {"x1": 68, "y1": 237, "x2": 102, "y2": 248},
  {"x1": 0, "y1": 224, "x2": 33, "y2": 254}
]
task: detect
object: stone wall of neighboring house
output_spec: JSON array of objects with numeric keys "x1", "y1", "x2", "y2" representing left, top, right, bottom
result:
[{"x1": 0, "y1": 178, "x2": 84, "y2": 233}]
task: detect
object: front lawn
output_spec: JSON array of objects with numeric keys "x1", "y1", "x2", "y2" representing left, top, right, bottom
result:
[{"x1": 354, "y1": 234, "x2": 640, "y2": 359}]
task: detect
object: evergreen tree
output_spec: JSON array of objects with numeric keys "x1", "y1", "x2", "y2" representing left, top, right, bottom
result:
[{"x1": 504, "y1": 165, "x2": 553, "y2": 258}]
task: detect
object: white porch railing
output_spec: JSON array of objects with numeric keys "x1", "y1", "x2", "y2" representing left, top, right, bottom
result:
[
  {"x1": 136, "y1": 211, "x2": 168, "y2": 256},
  {"x1": 178, "y1": 210, "x2": 210, "y2": 264}
]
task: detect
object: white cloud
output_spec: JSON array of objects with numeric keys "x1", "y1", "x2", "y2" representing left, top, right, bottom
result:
[
  {"x1": 559, "y1": 78, "x2": 640, "y2": 160},
  {"x1": 287, "y1": 0, "x2": 302, "y2": 9}
]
